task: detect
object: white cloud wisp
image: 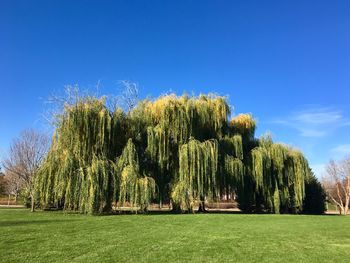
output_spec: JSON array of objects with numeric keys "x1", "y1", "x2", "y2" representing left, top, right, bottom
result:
[{"x1": 271, "y1": 107, "x2": 350, "y2": 138}]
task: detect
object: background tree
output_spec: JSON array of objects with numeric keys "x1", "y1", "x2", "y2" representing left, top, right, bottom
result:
[
  {"x1": 119, "y1": 80, "x2": 139, "y2": 112},
  {"x1": 0, "y1": 168, "x2": 8, "y2": 196},
  {"x1": 303, "y1": 170, "x2": 326, "y2": 214},
  {"x1": 323, "y1": 157, "x2": 350, "y2": 215},
  {"x1": 3, "y1": 170, "x2": 23, "y2": 203},
  {"x1": 3, "y1": 129, "x2": 49, "y2": 212}
]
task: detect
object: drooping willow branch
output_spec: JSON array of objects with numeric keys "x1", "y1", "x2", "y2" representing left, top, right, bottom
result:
[{"x1": 171, "y1": 138, "x2": 219, "y2": 212}]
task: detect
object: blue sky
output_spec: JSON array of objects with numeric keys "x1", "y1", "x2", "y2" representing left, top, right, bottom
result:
[{"x1": 1, "y1": 0, "x2": 350, "y2": 177}]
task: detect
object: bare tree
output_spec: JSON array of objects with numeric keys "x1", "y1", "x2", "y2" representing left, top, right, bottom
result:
[
  {"x1": 2, "y1": 129, "x2": 49, "y2": 212},
  {"x1": 4, "y1": 169, "x2": 23, "y2": 203},
  {"x1": 43, "y1": 84, "x2": 82, "y2": 127},
  {"x1": 119, "y1": 80, "x2": 139, "y2": 111},
  {"x1": 323, "y1": 157, "x2": 350, "y2": 215},
  {"x1": 43, "y1": 81, "x2": 139, "y2": 125}
]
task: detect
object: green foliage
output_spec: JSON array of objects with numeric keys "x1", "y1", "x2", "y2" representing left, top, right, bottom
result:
[
  {"x1": 143, "y1": 94, "x2": 230, "y2": 208},
  {"x1": 224, "y1": 155, "x2": 244, "y2": 187},
  {"x1": 303, "y1": 172, "x2": 326, "y2": 214},
  {"x1": 220, "y1": 135, "x2": 243, "y2": 160},
  {"x1": 173, "y1": 138, "x2": 218, "y2": 212},
  {"x1": 36, "y1": 93, "x2": 318, "y2": 215},
  {"x1": 36, "y1": 98, "x2": 124, "y2": 214},
  {"x1": 230, "y1": 113, "x2": 256, "y2": 139},
  {"x1": 0, "y1": 175, "x2": 7, "y2": 195},
  {"x1": 117, "y1": 139, "x2": 156, "y2": 212},
  {"x1": 239, "y1": 138, "x2": 308, "y2": 214}
]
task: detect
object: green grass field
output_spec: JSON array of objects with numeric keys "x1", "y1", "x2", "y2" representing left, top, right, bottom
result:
[{"x1": 1, "y1": 208, "x2": 349, "y2": 262}]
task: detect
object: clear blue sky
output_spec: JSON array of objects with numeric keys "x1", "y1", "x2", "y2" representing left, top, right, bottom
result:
[{"x1": 1, "y1": 0, "x2": 350, "y2": 177}]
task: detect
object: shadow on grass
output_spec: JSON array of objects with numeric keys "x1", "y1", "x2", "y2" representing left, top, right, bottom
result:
[
  {"x1": 24, "y1": 208, "x2": 334, "y2": 217},
  {"x1": 95, "y1": 209, "x2": 244, "y2": 216},
  {"x1": 97, "y1": 210, "x2": 335, "y2": 216}
]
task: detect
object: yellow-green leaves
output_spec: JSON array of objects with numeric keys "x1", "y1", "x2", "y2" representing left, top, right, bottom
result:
[
  {"x1": 174, "y1": 138, "x2": 218, "y2": 212},
  {"x1": 117, "y1": 139, "x2": 155, "y2": 212},
  {"x1": 37, "y1": 93, "x2": 311, "y2": 215}
]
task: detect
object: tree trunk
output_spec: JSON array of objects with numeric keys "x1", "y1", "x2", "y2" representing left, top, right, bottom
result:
[
  {"x1": 197, "y1": 195, "x2": 207, "y2": 213},
  {"x1": 339, "y1": 206, "x2": 348, "y2": 215},
  {"x1": 30, "y1": 193, "x2": 35, "y2": 212},
  {"x1": 8, "y1": 194, "x2": 11, "y2": 206},
  {"x1": 171, "y1": 201, "x2": 181, "y2": 213}
]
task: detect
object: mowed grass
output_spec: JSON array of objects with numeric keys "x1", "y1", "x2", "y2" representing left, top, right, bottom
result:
[{"x1": 1, "y1": 208, "x2": 349, "y2": 262}]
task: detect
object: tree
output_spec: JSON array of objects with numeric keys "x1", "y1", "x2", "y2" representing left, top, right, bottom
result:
[
  {"x1": 119, "y1": 80, "x2": 139, "y2": 112},
  {"x1": 323, "y1": 158, "x2": 350, "y2": 215},
  {"x1": 3, "y1": 129, "x2": 49, "y2": 212},
  {"x1": 172, "y1": 138, "x2": 219, "y2": 212},
  {"x1": 303, "y1": 171, "x2": 326, "y2": 214},
  {"x1": 3, "y1": 170, "x2": 23, "y2": 203},
  {"x1": 36, "y1": 93, "x2": 316, "y2": 215},
  {"x1": 0, "y1": 168, "x2": 8, "y2": 196},
  {"x1": 37, "y1": 98, "x2": 125, "y2": 214}
]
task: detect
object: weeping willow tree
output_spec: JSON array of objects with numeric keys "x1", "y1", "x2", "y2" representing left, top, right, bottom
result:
[
  {"x1": 237, "y1": 135, "x2": 309, "y2": 213},
  {"x1": 216, "y1": 135, "x2": 244, "y2": 201},
  {"x1": 230, "y1": 114, "x2": 256, "y2": 140},
  {"x1": 116, "y1": 139, "x2": 156, "y2": 212},
  {"x1": 36, "y1": 91, "x2": 320, "y2": 215},
  {"x1": 36, "y1": 97, "x2": 122, "y2": 214},
  {"x1": 172, "y1": 138, "x2": 218, "y2": 212},
  {"x1": 144, "y1": 94, "x2": 230, "y2": 164},
  {"x1": 139, "y1": 94, "x2": 230, "y2": 209}
]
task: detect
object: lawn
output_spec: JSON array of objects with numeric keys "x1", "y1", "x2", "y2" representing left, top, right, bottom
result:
[{"x1": 0, "y1": 208, "x2": 349, "y2": 262}]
